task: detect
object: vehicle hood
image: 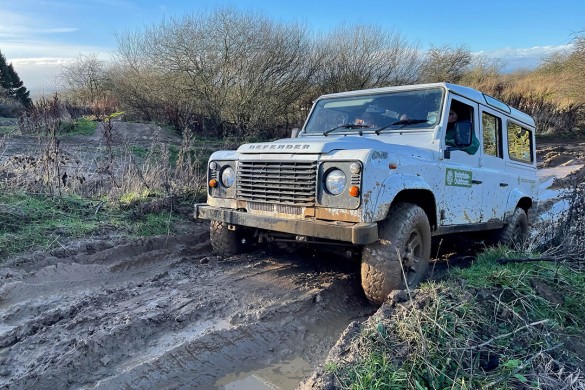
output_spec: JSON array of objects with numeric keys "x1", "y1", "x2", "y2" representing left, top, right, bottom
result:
[{"x1": 238, "y1": 135, "x2": 399, "y2": 155}]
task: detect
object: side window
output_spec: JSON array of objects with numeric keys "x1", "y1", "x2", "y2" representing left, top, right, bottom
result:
[
  {"x1": 507, "y1": 122, "x2": 533, "y2": 163},
  {"x1": 482, "y1": 112, "x2": 502, "y2": 157},
  {"x1": 445, "y1": 99, "x2": 478, "y2": 155}
]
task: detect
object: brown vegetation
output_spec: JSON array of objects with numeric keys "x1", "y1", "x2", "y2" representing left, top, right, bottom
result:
[{"x1": 53, "y1": 7, "x2": 585, "y2": 142}]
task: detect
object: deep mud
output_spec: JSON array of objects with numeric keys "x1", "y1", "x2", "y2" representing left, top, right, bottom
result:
[
  {"x1": 1, "y1": 121, "x2": 581, "y2": 389},
  {"x1": 0, "y1": 225, "x2": 375, "y2": 389}
]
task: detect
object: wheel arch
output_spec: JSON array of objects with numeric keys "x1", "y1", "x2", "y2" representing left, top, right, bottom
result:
[
  {"x1": 364, "y1": 173, "x2": 437, "y2": 227},
  {"x1": 517, "y1": 196, "x2": 533, "y2": 212},
  {"x1": 506, "y1": 189, "x2": 534, "y2": 214},
  {"x1": 390, "y1": 190, "x2": 437, "y2": 230}
]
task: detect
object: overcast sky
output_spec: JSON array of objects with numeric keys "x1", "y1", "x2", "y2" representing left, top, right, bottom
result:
[{"x1": 1, "y1": 0, "x2": 582, "y2": 95}]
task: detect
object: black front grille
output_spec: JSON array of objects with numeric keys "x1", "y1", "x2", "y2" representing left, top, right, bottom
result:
[{"x1": 237, "y1": 161, "x2": 317, "y2": 206}]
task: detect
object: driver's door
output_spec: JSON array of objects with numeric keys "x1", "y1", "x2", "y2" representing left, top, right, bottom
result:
[{"x1": 438, "y1": 95, "x2": 485, "y2": 225}]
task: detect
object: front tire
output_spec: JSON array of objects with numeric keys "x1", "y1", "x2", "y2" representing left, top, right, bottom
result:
[
  {"x1": 209, "y1": 220, "x2": 247, "y2": 257},
  {"x1": 361, "y1": 203, "x2": 431, "y2": 305}
]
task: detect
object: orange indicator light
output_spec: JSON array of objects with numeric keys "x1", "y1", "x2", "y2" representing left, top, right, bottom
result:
[
  {"x1": 209, "y1": 179, "x2": 218, "y2": 188},
  {"x1": 349, "y1": 186, "x2": 360, "y2": 197}
]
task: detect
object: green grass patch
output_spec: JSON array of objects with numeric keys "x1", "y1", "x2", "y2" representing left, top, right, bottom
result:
[
  {"x1": 454, "y1": 248, "x2": 585, "y2": 329},
  {"x1": 119, "y1": 189, "x2": 154, "y2": 206},
  {"x1": 130, "y1": 212, "x2": 179, "y2": 237},
  {"x1": 130, "y1": 146, "x2": 149, "y2": 159},
  {"x1": 0, "y1": 124, "x2": 18, "y2": 135},
  {"x1": 73, "y1": 117, "x2": 98, "y2": 135},
  {"x1": 0, "y1": 116, "x2": 19, "y2": 134},
  {"x1": 0, "y1": 193, "x2": 99, "y2": 257},
  {"x1": 331, "y1": 247, "x2": 585, "y2": 389},
  {"x1": 60, "y1": 117, "x2": 98, "y2": 136},
  {"x1": 0, "y1": 190, "x2": 189, "y2": 260}
]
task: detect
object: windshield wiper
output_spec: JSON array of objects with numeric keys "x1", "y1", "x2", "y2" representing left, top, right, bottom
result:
[
  {"x1": 375, "y1": 119, "x2": 428, "y2": 135},
  {"x1": 323, "y1": 123, "x2": 370, "y2": 136}
]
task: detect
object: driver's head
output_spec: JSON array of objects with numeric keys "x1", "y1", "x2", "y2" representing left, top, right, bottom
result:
[{"x1": 362, "y1": 112, "x2": 375, "y2": 124}]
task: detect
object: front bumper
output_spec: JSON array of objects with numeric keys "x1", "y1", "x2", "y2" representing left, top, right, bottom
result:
[{"x1": 195, "y1": 204, "x2": 378, "y2": 245}]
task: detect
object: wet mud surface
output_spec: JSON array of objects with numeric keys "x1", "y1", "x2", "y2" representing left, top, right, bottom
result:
[
  {"x1": 0, "y1": 226, "x2": 375, "y2": 389},
  {"x1": 1, "y1": 122, "x2": 581, "y2": 389}
]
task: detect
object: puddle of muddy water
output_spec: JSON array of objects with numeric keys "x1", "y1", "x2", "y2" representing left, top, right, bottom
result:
[{"x1": 216, "y1": 357, "x2": 311, "y2": 390}]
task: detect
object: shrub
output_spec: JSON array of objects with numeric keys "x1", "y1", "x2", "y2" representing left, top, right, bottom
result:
[{"x1": 0, "y1": 96, "x2": 24, "y2": 118}]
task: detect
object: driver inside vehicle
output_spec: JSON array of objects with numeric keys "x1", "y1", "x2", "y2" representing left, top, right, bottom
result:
[
  {"x1": 355, "y1": 111, "x2": 378, "y2": 127},
  {"x1": 445, "y1": 109, "x2": 480, "y2": 155},
  {"x1": 355, "y1": 105, "x2": 389, "y2": 128}
]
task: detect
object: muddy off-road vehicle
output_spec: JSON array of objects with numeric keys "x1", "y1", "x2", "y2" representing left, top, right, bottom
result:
[{"x1": 195, "y1": 83, "x2": 538, "y2": 305}]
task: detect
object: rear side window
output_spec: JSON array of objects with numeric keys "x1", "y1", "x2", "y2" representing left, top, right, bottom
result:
[
  {"x1": 507, "y1": 122, "x2": 533, "y2": 163},
  {"x1": 482, "y1": 112, "x2": 502, "y2": 157}
]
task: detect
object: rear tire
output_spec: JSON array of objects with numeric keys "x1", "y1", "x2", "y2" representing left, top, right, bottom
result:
[
  {"x1": 209, "y1": 220, "x2": 247, "y2": 257},
  {"x1": 491, "y1": 207, "x2": 528, "y2": 249},
  {"x1": 361, "y1": 203, "x2": 431, "y2": 306}
]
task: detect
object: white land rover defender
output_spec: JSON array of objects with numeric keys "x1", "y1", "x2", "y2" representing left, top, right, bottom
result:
[{"x1": 195, "y1": 83, "x2": 538, "y2": 305}]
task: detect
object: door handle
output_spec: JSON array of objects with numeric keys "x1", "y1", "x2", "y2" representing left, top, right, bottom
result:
[
  {"x1": 499, "y1": 183, "x2": 509, "y2": 187},
  {"x1": 472, "y1": 180, "x2": 482, "y2": 185}
]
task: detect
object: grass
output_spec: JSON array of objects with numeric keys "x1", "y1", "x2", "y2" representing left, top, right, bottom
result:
[
  {"x1": 0, "y1": 116, "x2": 98, "y2": 136},
  {"x1": 0, "y1": 116, "x2": 19, "y2": 135},
  {"x1": 131, "y1": 212, "x2": 179, "y2": 236},
  {"x1": 0, "y1": 190, "x2": 189, "y2": 260},
  {"x1": 130, "y1": 146, "x2": 149, "y2": 159},
  {"x1": 0, "y1": 124, "x2": 18, "y2": 135},
  {"x1": 0, "y1": 193, "x2": 98, "y2": 257},
  {"x1": 61, "y1": 117, "x2": 98, "y2": 136},
  {"x1": 330, "y1": 247, "x2": 585, "y2": 389}
]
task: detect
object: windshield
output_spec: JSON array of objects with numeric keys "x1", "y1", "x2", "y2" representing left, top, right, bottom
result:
[{"x1": 303, "y1": 88, "x2": 444, "y2": 135}]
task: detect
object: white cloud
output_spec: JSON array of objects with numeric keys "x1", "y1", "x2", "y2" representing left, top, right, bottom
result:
[
  {"x1": 10, "y1": 57, "x2": 75, "y2": 66},
  {"x1": 37, "y1": 28, "x2": 79, "y2": 34},
  {"x1": 0, "y1": 9, "x2": 76, "y2": 37},
  {"x1": 474, "y1": 44, "x2": 573, "y2": 71}
]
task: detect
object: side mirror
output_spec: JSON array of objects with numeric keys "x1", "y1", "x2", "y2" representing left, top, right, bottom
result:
[
  {"x1": 454, "y1": 121, "x2": 473, "y2": 147},
  {"x1": 291, "y1": 128, "x2": 300, "y2": 138}
]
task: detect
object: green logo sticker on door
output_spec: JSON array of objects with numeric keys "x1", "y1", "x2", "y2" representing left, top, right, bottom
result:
[{"x1": 445, "y1": 168, "x2": 473, "y2": 188}]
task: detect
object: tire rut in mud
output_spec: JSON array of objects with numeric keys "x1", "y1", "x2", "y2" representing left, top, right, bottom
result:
[{"x1": 0, "y1": 230, "x2": 374, "y2": 389}]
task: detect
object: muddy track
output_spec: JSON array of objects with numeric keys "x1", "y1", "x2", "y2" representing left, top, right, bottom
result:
[
  {"x1": 0, "y1": 225, "x2": 375, "y2": 390},
  {"x1": 1, "y1": 122, "x2": 576, "y2": 389}
]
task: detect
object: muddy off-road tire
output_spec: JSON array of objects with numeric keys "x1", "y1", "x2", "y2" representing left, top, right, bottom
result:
[
  {"x1": 209, "y1": 220, "x2": 247, "y2": 257},
  {"x1": 491, "y1": 207, "x2": 528, "y2": 248},
  {"x1": 361, "y1": 203, "x2": 431, "y2": 306}
]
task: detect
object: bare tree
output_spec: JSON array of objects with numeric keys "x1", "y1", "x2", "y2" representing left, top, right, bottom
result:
[
  {"x1": 460, "y1": 55, "x2": 502, "y2": 84},
  {"x1": 113, "y1": 7, "x2": 319, "y2": 137},
  {"x1": 59, "y1": 53, "x2": 108, "y2": 105},
  {"x1": 419, "y1": 45, "x2": 473, "y2": 83},
  {"x1": 315, "y1": 24, "x2": 420, "y2": 94}
]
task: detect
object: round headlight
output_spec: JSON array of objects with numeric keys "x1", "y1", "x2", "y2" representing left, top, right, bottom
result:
[
  {"x1": 325, "y1": 169, "x2": 346, "y2": 195},
  {"x1": 221, "y1": 166, "x2": 235, "y2": 188}
]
